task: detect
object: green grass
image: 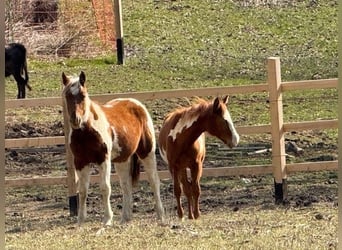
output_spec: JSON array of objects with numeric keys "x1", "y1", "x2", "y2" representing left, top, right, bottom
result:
[
  {"x1": 5, "y1": 1, "x2": 337, "y2": 97},
  {"x1": 5, "y1": 0, "x2": 337, "y2": 130}
]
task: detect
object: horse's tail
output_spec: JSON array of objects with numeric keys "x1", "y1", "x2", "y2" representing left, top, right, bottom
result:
[{"x1": 131, "y1": 153, "x2": 140, "y2": 186}]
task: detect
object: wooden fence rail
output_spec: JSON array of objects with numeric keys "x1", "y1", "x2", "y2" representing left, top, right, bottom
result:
[{"x1": 5, "y1": 57, "x2": 338, "y2": 211}]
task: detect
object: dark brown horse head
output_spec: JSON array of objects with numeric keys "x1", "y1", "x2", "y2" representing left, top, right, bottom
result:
[{"x1": 62, "y1": 71, "x2": 90, "y2": 129}]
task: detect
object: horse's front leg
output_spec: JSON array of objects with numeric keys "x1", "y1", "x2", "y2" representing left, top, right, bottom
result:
[
  {"x1": 99, "y1": 158, "x2": 113, "y2": 226},
  {"x1": 192, "y1": 180, "x2": 201, "y2": 219},
  {"x1": 77, "y1": 166, "x2": 90, "y2": 225},
  {"x1": 115, "y1": 162, "x2": 133, "y2": 223}
]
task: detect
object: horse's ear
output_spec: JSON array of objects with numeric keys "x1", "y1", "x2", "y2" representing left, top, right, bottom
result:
[
  {"x1": 62, "y1": 72, "x2": 69, "y2": 86},
  {"x1": 213, "y1": 97, "x2": 222, "y2": 114},
  {"x1": 79, "y1": 71, "x2": 86, "y2": 86},
  {"x1": 222, "y1": 95, "x2": 229, "y2": 104}
]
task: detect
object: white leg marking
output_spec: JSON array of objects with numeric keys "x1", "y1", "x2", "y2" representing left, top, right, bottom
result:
[
  {"x1": 99, "y1": 159, "x2": 113, "y2": 226},
  {"x1": 115, "y1": 161, "x2": 133, "y2": 223},
  {"x1": 77, "y1": 166, "x2": 91, "y2": 225}
]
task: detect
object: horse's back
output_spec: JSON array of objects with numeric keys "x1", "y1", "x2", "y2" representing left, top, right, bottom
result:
[{"x1": 103, "y1": 98, "x2": 155, "y2": 161}]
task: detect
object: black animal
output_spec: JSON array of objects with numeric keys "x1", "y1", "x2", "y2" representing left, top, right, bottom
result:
[{"x1": 5, "y1": 43, "x2": 32, "y2": 99}]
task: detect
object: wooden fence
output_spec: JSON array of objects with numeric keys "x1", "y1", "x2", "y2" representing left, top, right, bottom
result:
[{"x1": 5, "y1": 57, "x2": 338, "y2": 212}]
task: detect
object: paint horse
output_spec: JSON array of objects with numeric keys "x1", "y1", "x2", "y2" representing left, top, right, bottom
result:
[
  {"x1": 158, "y1": 96, "x2": 240, "y2": 219},
  {"x1": 62, "y1": 71, "x2": 164, "y2": 225}
]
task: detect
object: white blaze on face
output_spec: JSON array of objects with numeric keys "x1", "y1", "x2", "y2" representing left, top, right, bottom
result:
[
  {"x1": 169, "y1": 115, "x2": 199, "y2": 141},
  {"x1": 223, "y1": 109, "x2": 240, "y2": 147},
  {"x1": 69, "y1": 80, "x2": 80, "y2": 96}
]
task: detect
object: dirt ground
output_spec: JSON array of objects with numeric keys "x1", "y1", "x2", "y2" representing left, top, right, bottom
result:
[{"x1": 5, "y1": 121, "x2": 338, "y2": 234}]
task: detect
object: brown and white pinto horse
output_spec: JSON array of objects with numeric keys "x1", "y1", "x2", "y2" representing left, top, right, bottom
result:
[
  {"x1": 158, "y1": 96, "x2": 239, "y2": 220},
  {"x1": 62, "y1": 71, "x2": 164, "y2": 225}
]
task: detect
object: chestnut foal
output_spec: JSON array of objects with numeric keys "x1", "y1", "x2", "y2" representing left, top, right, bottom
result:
[{"x1": 158, "y1": 96, "x2": 239, "y2": 219}]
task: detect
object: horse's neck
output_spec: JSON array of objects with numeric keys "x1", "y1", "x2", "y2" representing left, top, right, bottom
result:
[
  {"x1": 86, "y1": 100, "x2": 107, "y2": 127},
  {"x1": 177, "y1": 108, "x2": 210, "y2": 146},
  {"x1": 89, "y1": 101, "x2": 99, "y2": 120}
]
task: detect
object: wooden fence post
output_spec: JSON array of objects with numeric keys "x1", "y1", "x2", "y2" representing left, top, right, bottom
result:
[
  {"x1": 268, "y1": 57, "x2": 288, "y2": 204},
  {"x1": 62, "y1": 103, "x2": 78, "y2": 216},
  {"x1": 114, "y1": 0, "x2": 124, "y2": 65}
]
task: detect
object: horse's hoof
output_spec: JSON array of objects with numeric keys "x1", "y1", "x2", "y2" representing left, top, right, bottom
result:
[
  {"x1": 77, "y1": 218, "x2": 85, "y2": 226},
  {"x1": 103, "y1": 220, "x2": 113, "y2": 227},
  {"x1": 178, "y1": 216, "x2": 185, "y2": 222},
  {"x1": 96, "y1": 227, "x2": 107, "y2": 236},
  {"x1": 120, "y1": 217, "x2": 131, "y2": 224},
  {"x1": 194, "y1": 212, "x2": 201, "y2": 219}
]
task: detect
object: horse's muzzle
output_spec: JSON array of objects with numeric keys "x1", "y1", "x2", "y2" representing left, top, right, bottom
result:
[{"x1": 227, "y1": 133, "x2": 240, "y2": 148}]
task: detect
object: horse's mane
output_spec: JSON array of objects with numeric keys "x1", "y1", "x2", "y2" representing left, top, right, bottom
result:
[{"x1": 166, "y1": 97, "x2": 211, "y2": 122}]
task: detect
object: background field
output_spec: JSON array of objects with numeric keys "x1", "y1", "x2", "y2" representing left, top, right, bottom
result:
[{"x1": 5, "y1": 0, "x2": 338, "y2": 249}]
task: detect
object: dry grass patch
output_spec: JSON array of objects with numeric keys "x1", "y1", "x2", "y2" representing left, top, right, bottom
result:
[{"x1": 6, "y1": 203, "x2": 337, "y2": 249}]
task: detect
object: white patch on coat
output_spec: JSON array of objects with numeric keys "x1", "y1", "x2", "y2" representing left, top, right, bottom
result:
[
  {"x1": 159, "y1": 147, "x2": 168, "y2": 165},
  {"x1": 197, "y1": 133, "x2": 206, "y2": 155},
  {"x1": 122, "y1": 125, "x2": 128, "y2": 135},
  {"x1": 103, "y1": 104, "x2": 113, "y2": 108},
  {"x1": 169, "y1": 115, "x2": 199, "y2": 141},
  {"x1": 86, "y1": 101, "x2": 112, "y2": 159},
  {"x1": 111, "y1": 126, "x2": 122, "y2": 159},
  {"x1": 223, "y1": 109, "x2": 240, "y2": 147}
]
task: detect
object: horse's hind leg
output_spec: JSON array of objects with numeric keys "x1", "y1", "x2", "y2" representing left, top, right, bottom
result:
[
  {"x1": 139, "y1": 152, "x2": 164, "y2": 222},
  {"x1": 77, "y1": 166, "x2": 91, "y2": 225},
  {"x1": 191, "y1": 162, "x2": 203, "y2": 219},
  {"x1": 173, "y1": 169, "x2": 184, "y2": 219},
  {"x1": 180, "y1": 168, "x2": 194, "y2": 219},
  {"x1": 13, "y1": 68, "x2": 26, "y2": 99},
  {"x1": 115, "y1": 161, "x2": 133, "y2": 223},
  {"x1": 99, "y1": 159, "x2": 113, "y2": 226}
]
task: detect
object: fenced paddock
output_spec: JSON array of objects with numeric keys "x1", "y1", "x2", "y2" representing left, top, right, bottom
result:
[{"x1": 5, "y1": 57, "x2": 338, "y2": 213}]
